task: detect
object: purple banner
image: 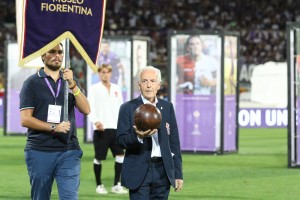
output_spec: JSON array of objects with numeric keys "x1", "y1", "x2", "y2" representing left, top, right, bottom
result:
[
  {"x1": 223, "y1": 36, "x2": 238, "y2": 151},
  {"x1": 7, "y1": 90, "x2": 26, "y2": 134},
  {"x1": 176, "y1": 94, "x2": 217, "y2": 152},
  {"x1": 0, "y1": 96, "x2": 3, "y2": 127},
  {"x1": 19, "y1": 0, "x2": 106, "y2": 70},
  {"x1": 223, "y1": 95, "x2": 237, "y2": 151},
  {"x1": 238, "y1": 108, "x2": 287, "y2": 128},
  {"x1": 5, "y1": 90, "x2": 84, "y2": 134},
  {"x1": 75, "y1": 109, "x2": 84, "y2": 128}
]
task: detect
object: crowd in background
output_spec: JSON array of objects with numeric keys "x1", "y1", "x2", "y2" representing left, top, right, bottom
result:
[
  {"x1": 0, "y1": 0, "x2": 299, "y2": 87},
  {"x1": 103, "y1": 0, "x2": 297, "y2": 66},
  {"x1": 0, "y1": 1, "x2": 15, "y2": 58}
]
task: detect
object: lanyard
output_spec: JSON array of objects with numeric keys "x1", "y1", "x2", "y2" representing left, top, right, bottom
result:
[{"x1": 44, "y1": 78, "x2": 62, "y2": 105}]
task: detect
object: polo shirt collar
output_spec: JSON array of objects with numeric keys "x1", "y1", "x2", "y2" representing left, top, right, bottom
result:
[{"x1": 37, "y1": 67, "x2": 63, "y2": 78}]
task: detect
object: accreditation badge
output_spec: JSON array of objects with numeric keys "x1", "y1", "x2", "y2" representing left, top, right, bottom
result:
[{"x1": 47, "y1": 104, "x2": 62, "y2": 123}]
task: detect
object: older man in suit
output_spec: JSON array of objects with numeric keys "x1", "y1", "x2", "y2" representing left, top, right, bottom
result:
[{"x1": 116, "y1": 66, "x2": 183, "y2": 199}]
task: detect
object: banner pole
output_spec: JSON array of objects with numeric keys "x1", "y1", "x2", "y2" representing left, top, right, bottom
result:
[{"x1": 64, "y1": 38, "x2": 70, "y2": 121}]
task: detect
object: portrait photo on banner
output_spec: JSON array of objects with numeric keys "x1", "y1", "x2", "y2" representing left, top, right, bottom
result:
[{"x1": 170, "y1": 33, "x2": 222, "y2": 152}]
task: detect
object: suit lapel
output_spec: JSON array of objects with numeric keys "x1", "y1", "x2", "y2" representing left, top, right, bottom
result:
[
  {"x1": 134, "y1": 96, "x2": 144, "y2": 107},
  {"x1": 156, "y1": 100, "x2": 165, "y2": 144},
  {"x1": 156, "y1": 100, "x2": 164, "y2": 128}
]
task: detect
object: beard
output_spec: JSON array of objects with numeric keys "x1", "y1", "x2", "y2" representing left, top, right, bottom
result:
[{"x1": 45, "y1": 61, "x2": 61, "y2": 71}]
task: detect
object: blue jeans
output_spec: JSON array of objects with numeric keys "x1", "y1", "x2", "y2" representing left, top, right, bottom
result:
[{"x1": 25, "y1": 149, "x2": 83, "y2": 200}]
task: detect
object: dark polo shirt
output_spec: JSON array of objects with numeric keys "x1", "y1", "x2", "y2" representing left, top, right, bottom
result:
[{"x1": 19, "y1": 68, "x2": 80, "y2": 151}]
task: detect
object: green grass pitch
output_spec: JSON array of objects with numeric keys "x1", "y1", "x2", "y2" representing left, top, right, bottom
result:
[{"x1": 1, "y1": 128, "x2": 300, "y2": 200}]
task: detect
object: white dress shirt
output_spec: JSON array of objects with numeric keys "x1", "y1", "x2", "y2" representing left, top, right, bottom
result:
[
  {"x1": 88, "y1": 82, "x2": 123, "y2": 130},
  {"x1": 141, "y1": 95, "x2": 162, "y2": 158}
]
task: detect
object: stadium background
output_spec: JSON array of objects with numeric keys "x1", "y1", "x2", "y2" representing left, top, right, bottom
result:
[
  {"x1": 0, "y1": 0, "x2": 297, "y2": 94},
  {"x1": 0, "y1": 1, "x2": 299, "y2": 199}
]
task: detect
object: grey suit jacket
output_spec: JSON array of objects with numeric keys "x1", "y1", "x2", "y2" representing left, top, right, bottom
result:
[{"x1": 116, "y1": 96, "x2": 183, "y2": 190}]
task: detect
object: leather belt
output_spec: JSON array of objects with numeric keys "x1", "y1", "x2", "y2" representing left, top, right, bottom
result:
[{"x1": 149, "y1": 157, "x2": 162, "y2": 163}]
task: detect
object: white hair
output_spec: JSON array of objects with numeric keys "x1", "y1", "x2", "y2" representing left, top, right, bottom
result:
[{"x1": 138, "y1": 66, "x2": 161, "y2": 83}]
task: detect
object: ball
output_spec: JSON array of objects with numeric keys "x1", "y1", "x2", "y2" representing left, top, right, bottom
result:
[{"x1": 134, "y1": 104, "x2": 162, "y2": 131}]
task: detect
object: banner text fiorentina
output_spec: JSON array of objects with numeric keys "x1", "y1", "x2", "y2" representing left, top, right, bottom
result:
[{"x1": 41, "y1": 0, "x2": 92, "y2": 16}]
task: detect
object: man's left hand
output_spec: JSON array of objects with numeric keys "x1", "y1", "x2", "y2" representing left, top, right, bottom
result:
[
  {"x1": 175, "y1": 179, "x2": 183, "y2": 192},
  {"x1": 62, "y1": 68, "x2": 74, "y2": 85}
]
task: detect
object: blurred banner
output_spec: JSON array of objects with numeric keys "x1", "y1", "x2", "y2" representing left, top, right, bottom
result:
[
  {"x1": 170, "y1": 33, "x2": 222, "y2": 153},
  {"x1": 4, "y1": 42, "x2": 84, "y2": 135},
  {"x1": 5, "y1": 42, "x2": 36, "y2": 134},
  {"x1": 169, "y1": 31, "x2": 239, "y2": 154},
  {"x1": 85, "y1": 36, "x2": 150, "y2": 142},
  {"x1": 239, "y1": 108, "x2": 287, "y2": 128},
  {"x1": 0, "y1": 97, "x2": 3, "y2": 127},
  {"x1": 132, "y1": 40, "x2": 148, "y2": 98},
  {"x1": 223, "y1": 35, "x2": 238, "y2": 152},
  {"x1": 17, "y1": 0, "x2": 106, "y2": 70},
  {"x1": 287, "y1": 23, "x2": 300, "y2": 167}
]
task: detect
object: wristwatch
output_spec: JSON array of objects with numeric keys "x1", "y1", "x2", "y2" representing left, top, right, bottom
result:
[{"x1": 50, "y1": 124, "x2": 56, "y2": 134}]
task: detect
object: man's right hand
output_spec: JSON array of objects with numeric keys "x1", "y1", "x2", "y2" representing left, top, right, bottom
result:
[
  {"x1": 55, "y1": 121, "x2": 71, "y2": 134},
  {"x1": 133, "y1": 125, "x2": 157, "y2": 139},
  {"x1": 95, "y1": 121, "x2": 104, "y2": 131}
]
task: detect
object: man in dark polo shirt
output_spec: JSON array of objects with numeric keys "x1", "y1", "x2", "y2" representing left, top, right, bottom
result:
[{"x1": 19, "y1": 43, "x2": 90, "y2": 200}]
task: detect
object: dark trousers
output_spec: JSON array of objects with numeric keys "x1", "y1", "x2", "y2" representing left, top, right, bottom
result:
[{"x1": 129, "y1": 160, "x2": 170, "y2": 200}]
